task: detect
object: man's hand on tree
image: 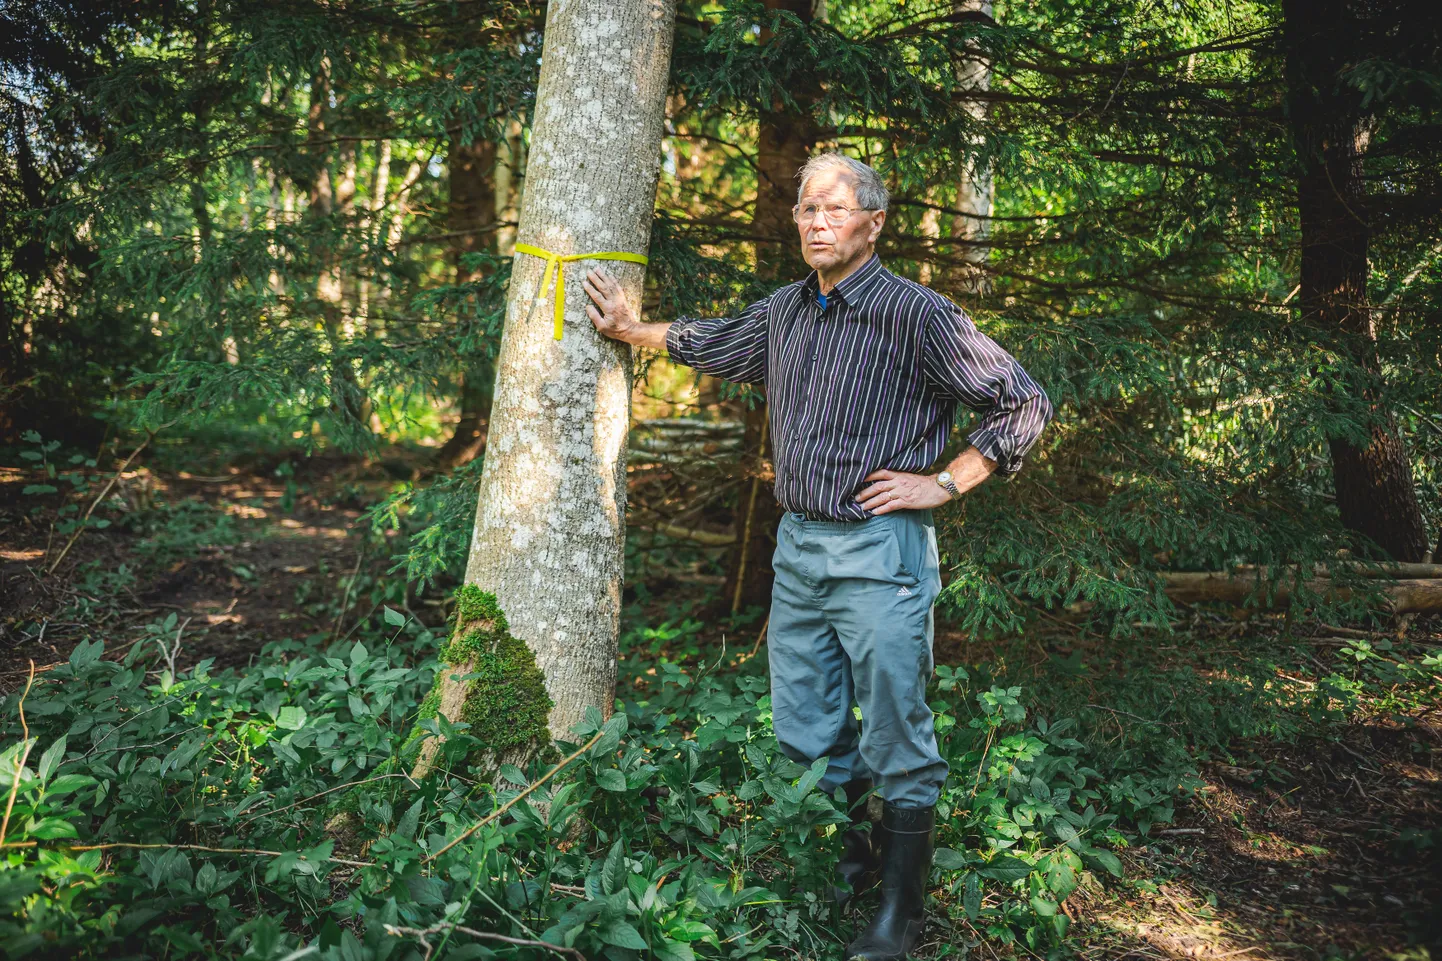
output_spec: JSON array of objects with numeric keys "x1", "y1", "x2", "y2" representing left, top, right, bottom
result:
[
  {"x1": 583, "y1": 268, "x2": 638, "y2": 340},
  {"x1": 855, "y1": 468, "x2": 953, "y2": 515}
]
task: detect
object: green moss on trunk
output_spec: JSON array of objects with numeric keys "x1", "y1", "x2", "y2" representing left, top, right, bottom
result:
[{"x1": 404, "y1": 585, "x2": 556, "y2": 776}]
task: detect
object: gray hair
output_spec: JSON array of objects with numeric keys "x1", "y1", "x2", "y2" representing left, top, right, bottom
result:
[{"x1": 796, "y1": 152, "x2": 890, "y2": 212}]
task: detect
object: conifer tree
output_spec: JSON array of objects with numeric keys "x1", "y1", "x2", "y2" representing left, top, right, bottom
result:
[{"x1": 1281, "y1": 0, "x2": 1432, "y2": 562}]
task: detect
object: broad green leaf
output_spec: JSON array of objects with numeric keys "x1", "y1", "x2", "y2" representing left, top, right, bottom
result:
[
  {"x1": 45, "y1": 774, "x2": 97, "y2": 796},
  {"x1": 69, "y1": 639, "x2": 102, "y2": 672},
  {"x1": 963, "y1": 872, "x2": 982, "y2": 919},
  {"x1": 1030, "y1": 895, "x2": 1059, "y2": 917},
  {"x1": 383, "y1": 606, "x2": 406, "y2": 627},
  {"x1": 395, "y1": 800, "x2": 422, "y2": 840},
  {"x1": 656, "y1": 939, "x2": 697, "y2": 961},
  {"x1": 795, "y1": 756, "x2": 829, "y2": 799},
  {"x1": 596, "y1": 769, "x2": 628, "y2": 792},
  {"x1": 28, "y1": 817, "x2": 79, "y2": 840},
  {"x1": 599, "y1": 920, "x2": 647, "y2": 951},
  {"x1": 1085, "y1": 849, "x2": 1123, "y2": 877},
  {"x1": 977, "y1": 855, "x2": 1032, "y2": 882},
  {"x1": 275, "y1": 706, "x2": 307, "y2": 731},
  {"x1": 667, "y1": 920, "x2": 718, "y2": 944},
  {"x1": 37, "y1": 735, "x2": 68, "y2": 784},
  {"x1": 601, "y1": 840, "x2": 626, "y2": 895}
]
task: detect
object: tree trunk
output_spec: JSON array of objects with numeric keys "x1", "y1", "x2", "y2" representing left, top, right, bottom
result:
[
  {"x1": 947, "y1": 0, "x2": 993, "y2": 299},
  {"x1": 722, "y1": 0, "x2": 817, "y2": 614},
  {"x1": 435, "y1": 136, "x2": 499, "y2": 468},
  {"x1": 916, "y1": 0, "x2": 993, "y2": 295},
  {"x1": 449, "y1": 0, "x2": 676, "y2": 748},
  {"x1": 1282, "y1": 0, "x2": 1430, "y2": 562}
]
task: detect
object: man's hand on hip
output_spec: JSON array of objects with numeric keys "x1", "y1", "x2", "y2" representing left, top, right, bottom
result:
[
  {"x1": 856, "y1": 448, "x2": 999, "y2": 514},
  {"x1": 855, "y1": 469, "x2": 952, "y2": 514}
]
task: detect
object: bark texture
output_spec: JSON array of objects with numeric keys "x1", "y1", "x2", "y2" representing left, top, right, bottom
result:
[
  {"x1": 1282, "y1": 0, "x2": 1429, "y2": 562},
  {"x1": 462, "y1": 0, "x2": 676, "y2": 741}
]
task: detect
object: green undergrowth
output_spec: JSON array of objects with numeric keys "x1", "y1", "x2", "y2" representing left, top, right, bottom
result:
[{"x1": 0, "y1": 599, "x2": 1437, "y2": 960}]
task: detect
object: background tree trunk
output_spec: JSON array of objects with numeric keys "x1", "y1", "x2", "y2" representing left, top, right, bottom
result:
[
  {"x1": 459, "y1": 0, "x2": 676, "y2": 742},
  {"x1": 722, "y1": 0, "x2": 819, "y2": 615},
  {"x1": 1281, "y1": 0, "x2": 1430, "y2": 562},
  {"x1": 435, "y1": 136, "x2": 499, "y2": 468},
  {"x1": 948, "y1": 0, "x2": 994, "y2": 299}
]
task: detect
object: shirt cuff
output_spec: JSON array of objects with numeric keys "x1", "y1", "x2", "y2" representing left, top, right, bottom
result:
[
  {"x1": 967, "y1": 427, "x2": 1024, "y2": 478},
  {"x1": 664, "y1": 317, "x2": 699, "y2": 366}
]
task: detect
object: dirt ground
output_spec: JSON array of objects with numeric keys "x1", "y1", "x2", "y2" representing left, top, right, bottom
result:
[{"x1": 1, "y1": 460, "x2": 1438, "y2": 960}]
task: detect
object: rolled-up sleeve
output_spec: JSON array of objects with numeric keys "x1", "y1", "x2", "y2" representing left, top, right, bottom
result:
[
  {"x1": 922, "y1": 303, "x2": 1053, "y2": 476},
  {"x1": 664, "y1": 293, "x2": 770, "y2": 385}
]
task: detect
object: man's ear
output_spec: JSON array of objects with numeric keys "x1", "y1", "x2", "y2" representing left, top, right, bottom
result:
[{"x1": 868, "y1": 210, "x2": 886, "y2": 244}]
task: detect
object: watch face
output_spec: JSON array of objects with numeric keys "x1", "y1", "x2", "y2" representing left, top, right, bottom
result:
[{"x1": 938, "y1": 471, "x2": 952, "y2": 483}]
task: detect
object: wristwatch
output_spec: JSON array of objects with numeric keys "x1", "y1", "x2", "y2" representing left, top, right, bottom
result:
[{"x1": 936, "y1": 471, "x2": 961, "y2": 499}]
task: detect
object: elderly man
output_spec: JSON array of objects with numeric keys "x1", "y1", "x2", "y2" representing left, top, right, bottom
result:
[{"x1": 584, "y1": 152, "x2": 1052, "y2": 961}]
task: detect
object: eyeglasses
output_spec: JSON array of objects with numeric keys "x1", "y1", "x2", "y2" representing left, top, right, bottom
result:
[{"x1": 791, "y1": 203, "x2": 876, "y2": 226}]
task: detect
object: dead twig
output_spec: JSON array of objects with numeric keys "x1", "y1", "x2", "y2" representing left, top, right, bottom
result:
[
  {"x1": 747, "y1": 614, "x2": 770, "y2": 658},
  {"x1": 384, "y1": 922, "x2": 586, "y2": 961},
  {"x1": 0, "y1": 840, "x2": 374, "y2": 869},
  {"x1": 330, "y1": 543, "x2": 369, "y2": 643},
  {"x1": 424, "y1": 727, "x2": 606, "y2": 864},
  {"x1": 238, "y1": 772, "x2": 416, "y2": 827},
  {"x1": 46, "y1": 426, "x2": 171, "y2": 577},
  {"x1": 0, "y1": 661, "x2": 38, "y2": 847}
]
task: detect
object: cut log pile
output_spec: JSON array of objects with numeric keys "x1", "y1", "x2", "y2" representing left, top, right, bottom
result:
[
  {"x1": 1161, "y1": 564, "x2": 1442, "y2": 614},
  {"x1": 629, "y1": 418, "x2": 744, "y2": 467}
]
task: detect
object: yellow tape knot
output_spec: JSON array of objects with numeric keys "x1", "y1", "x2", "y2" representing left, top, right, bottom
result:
[{"x1": 514, "y1": 243, "x2": 649, "y2": 340}]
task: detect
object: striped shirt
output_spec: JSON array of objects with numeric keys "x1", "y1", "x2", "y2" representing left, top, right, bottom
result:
[{"x1": 665, "y1": 253, "x2": 1053, "y2": 521}]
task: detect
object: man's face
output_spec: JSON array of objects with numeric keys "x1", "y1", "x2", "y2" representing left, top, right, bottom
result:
[{"x1": 796, "y1": 168, "x2": 886, "y2": 273}]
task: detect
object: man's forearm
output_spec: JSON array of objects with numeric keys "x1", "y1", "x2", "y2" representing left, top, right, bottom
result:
[
  {"x1": 618, "y1": 320, "x2": 672, "y2": 351},
  {"x1": 942, "y1": 446, "x2": 997, "y2": 497}
]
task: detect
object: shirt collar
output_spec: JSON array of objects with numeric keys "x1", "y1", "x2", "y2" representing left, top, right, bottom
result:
[{"x1": 804, "y1": 252, "x2": 886, "y2": 309}]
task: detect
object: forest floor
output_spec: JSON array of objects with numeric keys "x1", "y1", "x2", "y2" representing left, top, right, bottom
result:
[{"x1": 1, "y1": 454, "x2": 1438, "y2": 961}]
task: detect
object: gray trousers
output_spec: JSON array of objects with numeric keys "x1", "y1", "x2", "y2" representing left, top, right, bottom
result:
[{"x1": 768, "y1": 509, "x2": 949, "y2": 809}]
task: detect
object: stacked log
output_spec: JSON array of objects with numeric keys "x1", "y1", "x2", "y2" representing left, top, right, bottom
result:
[
  {"x1": 1161, "y1": 564, "x2": 1442, "y2": 614},
  {"x1": 629, "y1": 417, "x2": 744, "y2": 467}
]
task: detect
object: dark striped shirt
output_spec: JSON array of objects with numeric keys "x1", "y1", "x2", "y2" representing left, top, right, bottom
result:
[{"x1": 665, "y1": 254, "x2": 1053, "y2": 521}]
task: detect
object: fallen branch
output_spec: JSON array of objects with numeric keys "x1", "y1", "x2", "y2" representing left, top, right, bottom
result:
[
  {"x1": 651, "y1": 521, "x2": 736, "y2": 547},
  {"x1": 1232, "y1": 562, "x2": 1442, "y2": 580},
  {"x1": 1160, "y1": 572, "x2": 1442, "y2": 614},
  {"x1": 0, "y1": 840, "x2": 375, "y2": 869},
  {"x1": 384, "y1": 922, "x2": 586, "y2": 961}
]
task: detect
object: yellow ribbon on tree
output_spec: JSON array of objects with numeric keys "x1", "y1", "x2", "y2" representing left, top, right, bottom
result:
[{"x1": 514, "y1": 243, "x2": 649, "y2": 340}]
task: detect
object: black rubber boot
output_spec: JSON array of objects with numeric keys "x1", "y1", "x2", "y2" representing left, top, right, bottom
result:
[
  {"x1": 832, "y1": 778, "x2": 879, "y2": 909},
  {"x1": 844, "y1": 802, "x2": 934, "y2": 961}
]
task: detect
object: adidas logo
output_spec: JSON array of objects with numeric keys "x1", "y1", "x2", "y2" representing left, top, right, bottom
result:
[{"x1": 896, "y1": 585, "x2": 913, "y2": 596}]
